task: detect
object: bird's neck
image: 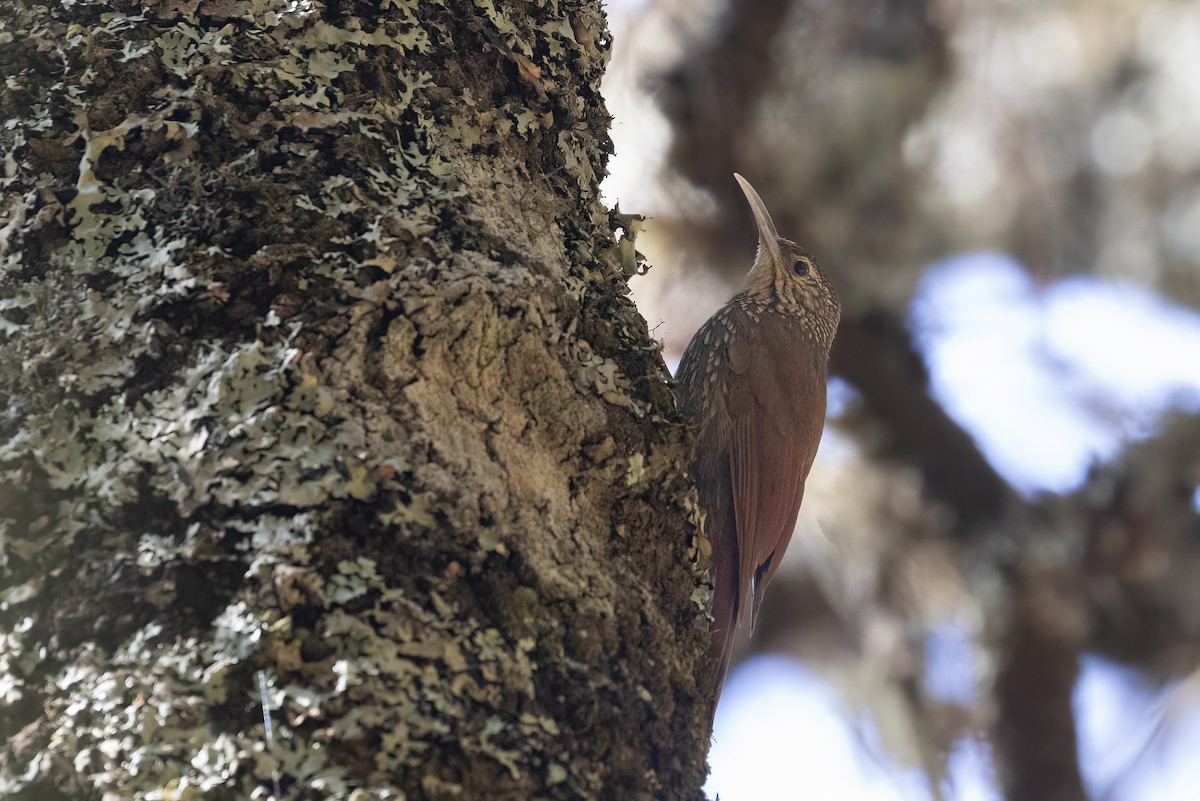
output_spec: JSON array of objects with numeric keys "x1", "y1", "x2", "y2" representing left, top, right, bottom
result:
[
  {"x1": 728, "y1": 292, "x2": 836, "y2": 354},
  {"x1": 741, "y1": 256, "x2": 776, "y2": 298}
]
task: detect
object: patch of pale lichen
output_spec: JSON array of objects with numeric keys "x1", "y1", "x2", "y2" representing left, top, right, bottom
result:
[{"x1": 0, "y1": 0, "x2": 708, "y2": 799}]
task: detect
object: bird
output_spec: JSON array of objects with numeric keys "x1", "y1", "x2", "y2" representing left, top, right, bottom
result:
[{"x1": 675, "y1": 173, "x2": 840, "y2": 709}]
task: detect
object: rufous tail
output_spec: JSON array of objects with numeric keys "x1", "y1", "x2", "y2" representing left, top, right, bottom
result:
[{"x1": 709, "y1": 538, "x2": 740, "y2": 721}]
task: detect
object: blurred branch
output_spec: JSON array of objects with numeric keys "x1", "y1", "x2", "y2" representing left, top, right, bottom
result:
[
  {"x1": 1076, "y1": 414, "x2": 1200, "y2": 674},
  {"x1": 655, "y1": 0, "x2": 793, "y2": 202},
  {"x1": 992, "y1": 569, "x2": 1089, "y2": 801},
  {"x1": 832, "y1": 309, "x2": 1015, "y2": 527},
  {"x1": 986, "y1": 413, "x2": 1200, "y2": 801}
]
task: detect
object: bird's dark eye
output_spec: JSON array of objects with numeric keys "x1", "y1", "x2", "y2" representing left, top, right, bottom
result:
[{"x1": 792, "y1": 259, "x2": 809, "y2": 276}]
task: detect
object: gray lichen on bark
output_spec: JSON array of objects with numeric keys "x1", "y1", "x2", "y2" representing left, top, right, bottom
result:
[{"x1": 0, "y1": 1, "x2": 710, "y2": 799}]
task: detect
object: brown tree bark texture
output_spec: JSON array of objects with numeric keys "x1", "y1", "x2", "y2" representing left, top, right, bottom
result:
[{"x1": 0, "y1": 2, "x2": 710, "y2": 799}]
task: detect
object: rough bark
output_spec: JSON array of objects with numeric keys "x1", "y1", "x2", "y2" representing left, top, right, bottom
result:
[{"x1": 0, "y1": 2, "x2": 710, "y2": 799}]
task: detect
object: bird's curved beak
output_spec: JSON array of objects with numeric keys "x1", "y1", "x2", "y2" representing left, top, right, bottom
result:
[{"x1": 734, "y1": 173, "x2": 784, "y2": 269}]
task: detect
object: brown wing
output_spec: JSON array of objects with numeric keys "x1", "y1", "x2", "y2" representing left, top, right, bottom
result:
[
  {"x1": 727, "y1": 317, "x2": 827, "y2": 625},
  {"x1": 675, "y1": 307, "x2": 827, "y2": 706}
]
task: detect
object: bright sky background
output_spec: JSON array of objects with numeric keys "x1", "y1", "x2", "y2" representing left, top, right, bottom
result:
[{"x1": 911, "y1": 252, "x2": 1200, "y2": 496}]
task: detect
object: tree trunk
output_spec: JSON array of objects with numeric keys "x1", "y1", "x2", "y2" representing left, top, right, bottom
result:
[{"x1": 0, "y1": 2, "x2": 710, "y2": 799}]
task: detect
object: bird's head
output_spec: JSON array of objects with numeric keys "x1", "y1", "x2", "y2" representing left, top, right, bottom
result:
[{"x1": 735, "y1": 173, "x2": 840, "y2": 348}]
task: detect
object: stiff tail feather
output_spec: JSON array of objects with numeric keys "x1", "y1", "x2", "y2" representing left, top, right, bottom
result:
[{"x1": 709, "y1": 533, "x2": 740, "y2": 719}]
